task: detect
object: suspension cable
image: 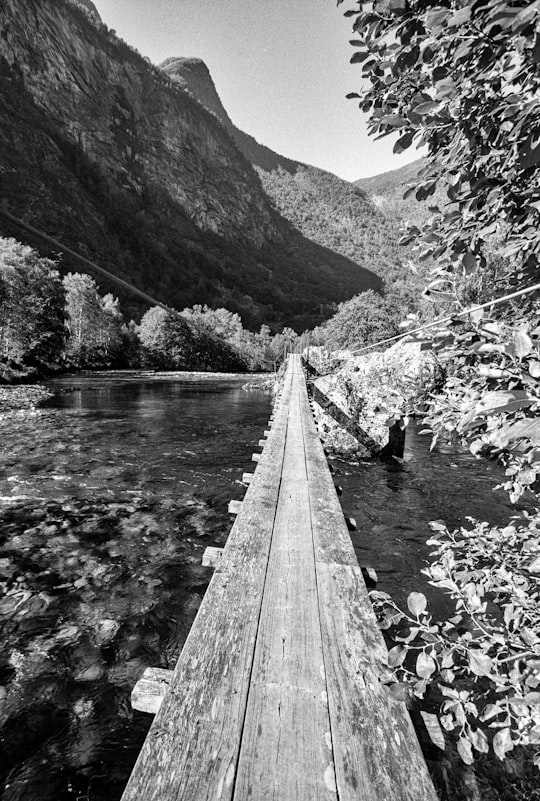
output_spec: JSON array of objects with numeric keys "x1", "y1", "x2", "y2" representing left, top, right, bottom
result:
[
  {"x1": 344, "y1": 281, "x2": 540, "y2": 358},
  {"x1": 0, "y1": 208, "x2": 182, "y2": 319}
]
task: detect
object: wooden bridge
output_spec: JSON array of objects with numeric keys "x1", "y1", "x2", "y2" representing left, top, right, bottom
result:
[{"x1": 121, "y1": 355, "x2": 437, "y2": 801}]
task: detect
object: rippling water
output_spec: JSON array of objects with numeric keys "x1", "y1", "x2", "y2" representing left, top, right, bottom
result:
[
  {"x1": 0, "y1": 372, "x2": 271, "y2": 801},
  {"x1": 0, "y1": 374, "x2": 530, "y2": 800}
]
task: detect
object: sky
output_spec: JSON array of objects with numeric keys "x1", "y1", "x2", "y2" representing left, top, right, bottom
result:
[{"x1": 91, "y1": 0, "x2": 422, "y2": 182}]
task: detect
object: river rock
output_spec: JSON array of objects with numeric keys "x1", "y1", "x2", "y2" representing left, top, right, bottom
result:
[
  {"x1": 310, "y1": 340, "x2": 443, "y2": 458},
  {"x1": 94, "y1": 619, "x2": 120, "y2": 645}
]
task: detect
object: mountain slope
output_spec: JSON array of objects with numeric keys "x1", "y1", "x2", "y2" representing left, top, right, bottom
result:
[
  {"x1": 355, "y1": 159, "x2": 446, "y2": 227},
  {"x1": 0, "y1": 0, "x2": 380, "y2": 329},
  {"x1": 162, "y1": 57, "x2": 300, "y2": 174},
  {"x1": 168, "y1": 55, "x2": 424, "y2": 299}
]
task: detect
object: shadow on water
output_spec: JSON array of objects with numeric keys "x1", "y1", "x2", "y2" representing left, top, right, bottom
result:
[{"x1": 0, "y1": 372, "x2": 271, "y2": 801}]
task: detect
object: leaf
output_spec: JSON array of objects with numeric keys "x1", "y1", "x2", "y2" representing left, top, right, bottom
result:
[
  {"x1": 380, "y1": 113, "x2": 408, "y2": 128},
  {"x1": 493, "y1": 419, "x2": 540, "y2": 448},
  {"x1": 527, "y1": 556, "x2": 540, "y2": 573},
  {"x1": 448, "y1": 7, "x2": 471, "y2": 27},
  {"x1": 514, "y1": 331, "x2": 533, "y2": 360},
  {"x1": 480, "y1": 703, "x2": 502, "y2": 722},
  {"x1": 387, "y1": 682, "x2": 409, "y2": 702},
  {"x1": 421, "y1": 712, "x2": 445, "y2": 750},
  {"x1": 412, "y1": 101, "x2": 440, "y2": 116},
  {"x1": 529, "y1": 360, "x2": 540, "y2": 378},
  {"x1": 407, "y1": 591, "x2": 427, "y2": 616},
  {"x1": 519, "y1": 130, "x2": 540, "y2": 170},
  {"x1": 457, "y1": 736, "x2": 474, "y2": 765},
  {"x1": 469, "y1": 727, "x2": 489, "y2": 754},
  {"x1": 475, "y1": 390, "x2": 535, "y2": 416},
  {"x1": 393, "y1": 131, "x2": 414, "y2": 154},
  {"x1": 388, "y1": 645, "x2": 406, "y2": 667},
  {"x1": 469, "y1": 651, "x2": 494, "y2": 677},
  {"x1": 416, "y1": 651, "x2": 436, "y2": 679},
  {"x1": 493, "y1": 728, "x2": 514, "y2": 760},
  {"x1": 350, "y1": 51, "x2": 369, "y2": 64}
]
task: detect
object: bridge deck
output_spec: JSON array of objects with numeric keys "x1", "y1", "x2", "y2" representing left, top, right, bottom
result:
[{"x1": 121, "y1": 355, "x2": 437, "y2": 801}]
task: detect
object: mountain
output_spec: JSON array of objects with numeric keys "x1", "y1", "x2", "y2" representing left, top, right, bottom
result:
[
  {"x1": 0, "y1": 0, "x2": 380, "y2": 330},
  {"x1": 355, "y1": 159, "x2": 446, "y2": 227},
  {"x1": 68, "y1": 0, "x2": 102, "y2": 24},
  {"x1": 162, "y1": 57, "x2": 300, "y2": 175},
  {"x1": 168, "y1": 56, "x2": 423, "y2": 299}
]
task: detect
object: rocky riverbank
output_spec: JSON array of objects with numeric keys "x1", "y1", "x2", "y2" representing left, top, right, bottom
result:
[
  {"x1": 0, "y1": 385, "x2": 53, "y2": 417},
  {"x1": 308, "y1": 340, "x2": 444, "y2": 458}
]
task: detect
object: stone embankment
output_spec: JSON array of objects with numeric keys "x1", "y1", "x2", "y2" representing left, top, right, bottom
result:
[{"x1": 307, "y1": 341, "x2": 443, "y2": 459}]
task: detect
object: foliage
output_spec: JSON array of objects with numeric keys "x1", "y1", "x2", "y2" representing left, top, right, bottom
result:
[
  {"x1": 182, "y1": 304, "x2": 299, "y2": 370},
  {"x1": 138, "y1": 306, "x2": 247, "y2": 372},
  {"x1": 342, "y1": 0, "x2": 540, "y2": 494},
  {"x1": 421, "y1": 307, "x2": 540, "y2": 503},
  {"x1": 345, "y1": 0, "x2": 540, "y2": 286},
  {"x1": 63, "y1": 273, "x2": 125, "y2": 368},
  {"x1": 315, "y1": 289, "x2": 402, "y2": 349},
  {"x1": 258, "y1": 164, "x2": 425, "y2": 313},
  {"x1": 343, "y1": 1, "x2": 540, "y2": 776},
  {"x1": 371, "y1": 513, "x2": 540, "y2": 767},
  {"x1": 0, "y1": 238, "x2": 65, "y2": 365}
]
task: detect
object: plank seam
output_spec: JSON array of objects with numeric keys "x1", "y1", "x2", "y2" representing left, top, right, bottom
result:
[
  {"x1": 298, "y1": 360, "x2": 343, "y2": 801},
  {"x1": 229, "y1": 371, "x2": 291, "y2": 800}
]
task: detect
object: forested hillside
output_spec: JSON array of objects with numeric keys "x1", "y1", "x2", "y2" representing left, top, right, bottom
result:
[
  {"x1": 355, "y1": 158, "x2": 447, "y2": 226},
  {"x1": 258, "y1": 165, "x2": 424, "y2": 310}
]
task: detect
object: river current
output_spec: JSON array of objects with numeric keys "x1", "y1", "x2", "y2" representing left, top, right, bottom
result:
[{"x1": 0, "y1": 372, "x2": 528, "y2": 800}]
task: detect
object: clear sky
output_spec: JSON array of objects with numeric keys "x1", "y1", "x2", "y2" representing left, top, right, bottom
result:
[{"x1": 92, "y1": 0, "x2": 421, "y2": 182}]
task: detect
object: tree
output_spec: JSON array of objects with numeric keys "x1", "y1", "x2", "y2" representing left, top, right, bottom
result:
[
  {"x1": 343, "y1": 1, "x2": 540, "y2": 771},
  {"x1": 139, "y1": 306, "x2": 247, "y2": 372},
  {"x1": 345, "y1": 0, "x2": 540, "y2": 289},
  {"x1": 0, "y1": 238, "x2": 65, "y2": 365},
  {"x1": 319, "y1": 290, "x2": 401, "y2": 350},
  {"x1": 63, "y1": 273, "x2": 124, "y2": 367},
  {"x1": 344, "y1": 0, "x2": 540, "y2": 494}
]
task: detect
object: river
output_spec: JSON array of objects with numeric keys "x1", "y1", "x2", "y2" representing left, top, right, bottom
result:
[{"x1": 0, "y1": 371, "x2": 529, "y2": 800}]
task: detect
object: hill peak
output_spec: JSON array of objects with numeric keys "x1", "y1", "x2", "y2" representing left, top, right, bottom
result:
[
  {"x1": 160, "y1": 56, "x2": 234, "y2": 129},
  {"x1": 67, "y1": 0, "x2": 101, "y2": 24}
]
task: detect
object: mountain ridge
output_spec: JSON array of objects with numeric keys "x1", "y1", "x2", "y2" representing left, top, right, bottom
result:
[{"x1": 0, "y1": 0, "x2": 381, "y2": 329}]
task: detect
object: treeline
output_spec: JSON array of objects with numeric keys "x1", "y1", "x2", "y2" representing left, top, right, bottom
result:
[{"x1": 0, "y1": 238, "x2": 298, "y2": 377}]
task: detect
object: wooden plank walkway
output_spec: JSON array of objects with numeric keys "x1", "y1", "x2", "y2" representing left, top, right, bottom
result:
[{"x1": 121, "y1": 355, "x2": 437, "y2": 801}]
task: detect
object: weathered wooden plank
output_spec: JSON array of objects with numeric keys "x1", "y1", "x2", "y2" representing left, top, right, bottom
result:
[
  {"x1": 121, "y1": 365, "x2": 294, "y2": 801},
  {"x1": 297, "y1": 356, "x2": 437, "y2": 801},
  {"x1": 202, "y1": 546, "x2": 223, "y2": 568},
  {"x1": 252, "y1": 452, "x2": 261, "y2": 463},
  {"x1": 132, "y1": 667, "x2": 174, "y2": 715},
  {"x1": 228, "y1": 499, "x2": 243, "y2": 515},
  {"x1": 242, "y1": 472, "x2": 254, "y2": 484},
  {"x1": 233, "y1": 383, "x2": 336, "y2": 800}
]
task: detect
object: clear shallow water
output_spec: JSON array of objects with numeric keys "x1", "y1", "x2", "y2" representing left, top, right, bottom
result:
[
  {"x1": 0, "y1": 372, "x2": 271, "y2": 801},
  {"x1": 0, "y1": 376, "x2": 530, "y2": 801},
  {"x1": 341, "y1": 422, "x2": 528, "y2": 619}
]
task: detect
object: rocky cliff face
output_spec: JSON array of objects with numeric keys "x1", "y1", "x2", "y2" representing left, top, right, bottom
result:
[
  {"x1": 162, "y1": 57, "x2": 300, "y2": 174},
  {"x1": 1, "y1": 0, "x2": 276, "y2": 246},
  {"x1": 68, "y1": 0, "x2": 102, "y2": 25}
]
